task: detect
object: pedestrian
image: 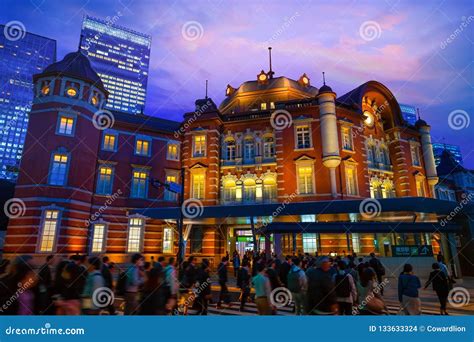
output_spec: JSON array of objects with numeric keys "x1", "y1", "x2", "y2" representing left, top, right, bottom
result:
[
  {"x1": 306, "y1": 256, "x2": 338, "y2": 315},
  {"x1": 139, "y1": 264, "x2": 162, "y2": 315},
  {"x1": 163, "y1": 257, "x2": 178, "y2": 314},
  {"x1": 333, "y1": 261, "x2": 357, "y2": 315},
  {"x1": 56, "y1": 255, "x2": 86, "y2": 315},
  {"x1": 82, "y1": 257, "x2": 105, "y2": 315},
  {"x1": 287, "y1": 257, "x2": 307, "y2": 315},
  {"x1": 101, "y1": 256, "x2": 115, "y2": 315},
  {"x1": 252, "y1": 263, "x2": 272, "y2": 315},
  {"x1": 194, "y1": 259, "x2": 211, "y2": 315},
  {"x1": 398, "y1": 263, "x2": 421, "y2": 315},
  {"x1": 35, "y1": 254, "x2": 54, "y2": 315},
  {"x1": 232, "y1": 251, "x2": 240, "y2": 277},
  {"x1": 124, "y1": 253, "x2": 145, "y2": 315},
  {"x1": 424, "y1": 263, "x2": 450, "y2": 315},
  {"x1": 357, "y1": 267, "x2": 386, "y2": 315},
  {"x1": 217, "y1": 256, "x2": 231, "y2": 309},
  {"x1": 368, "y1": 252, "x2": 385, "y2": 295},
  {"x1": 237, "y1": 260, "x2": 251, "y2": 311},
  {"x1": 279, "y1": 255, "x2": 292, "y2": 287}
]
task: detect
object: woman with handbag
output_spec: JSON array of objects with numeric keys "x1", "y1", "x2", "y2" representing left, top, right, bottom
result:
[
  {"x1": 398, "y1": 264, "x2": 422, "y2": 315},
  {"x1": 357, "y1": 267, "x2": 387, "y2": 315}
]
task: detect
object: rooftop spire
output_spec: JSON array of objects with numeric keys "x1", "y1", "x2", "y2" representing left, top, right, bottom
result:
[
  {"x1": 416, "y1": 107, "x2": 421, "y2": 120},
  {"x1": 322, "y1": 71, "x2": 326, "y2": 85},
  {"x1": 268, "y1": 47, "x2": 274, "y2": 79},
  {"x1": 205, "y1": 80, "x2": 208, "y2": 99}
]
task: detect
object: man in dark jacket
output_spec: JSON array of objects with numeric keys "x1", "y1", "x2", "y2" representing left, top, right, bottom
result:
[
  {"x1": 237, "y1": 260, "x2": 251, "y2": 311},
  {"x1": 101, "y1": 256, "x2": 115, "y2": 315},
  {"x1": 35, "y1": 255, "x2": 54, "y2": 314},
  {"x1": 217, "y1": 257, "x2": 230, "y2": 309},
  {"x1": 279, "y1": 256, "x2": 292, "y2": 287},
  {"x1": 306, "y1": 256, "x2": 337, "y2": 315},
  {"x1": 194, "y1": 259, "x2": 211, "y2": 315},
  {"x1": 369, "y1": 253, "x2": 385, "y2": 295}
]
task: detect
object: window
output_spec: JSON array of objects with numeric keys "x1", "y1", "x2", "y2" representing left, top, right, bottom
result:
[
  {"x1": 167, "y1": 143, "x2": 179, "y2": 161},
  {"x1": 38, "y1": 210, "x2": 60, "y2": 252},
  {"x1": 49, "y1": 153, "x2": 69, "y2": 186},
  {"x1": 345, "y1": 167, "x2": 358, "y2": 195},
  {"x1": 127, "y1": 217, "x2": 144, "y2": 253},
  {"x1": 351, "y1": 233, "x2": 361, "y2": 253},
  {"x1": 370, "y1": 181, "x2": 383, "y2": 199},
  {"x1": 260, "y1": 103, "x2": 267, "y2": 110},
  {"x1": 225, "y1": 140, "x2": 236, "y2": 161},
  {"x1": 223, "y1": 179, "x2": 237, "y2": 202},
  {"x1": 57, "y1": 115, "x2": 75, "y2": 136},
  {"x1": 296, "y1": 125, "x2": 311, "y2": 149},
  {"x1": 163, "y1": 227, "x2": 173, "y2": 253},
  {"x1": 190, "y1": 227, "x2": 203, "y2": 253},
  {"x1": 164, "y1": 173, "x2": 178, "y2": 201},
  {"x1": 102, "y1": 133, "x2": 117, "y2": 151},
  {"x1": 243, "y1": 178, "x2": 256, "y2": 202},
  {"x1": 66, "y1": 87, "x2": 78, "y2": 97},
  {"x1": 263, "y1": 137, "x2": 275, "y2": 158},
  {"x1": 263, "y1": 178, "x2": 277, "y2": 202},
  {"x1": 416, "y1": 178, "x2": 425, "y2": 197},
  {"x1": 301, "y1": 215, "x2": 316, "y2": 222},
  {"x1": 131, "y1": 170, "x2": 148, "y2": 198},
  {"x1": 244, "y1": 138, "x2": 254, "y2": 161},
  {"x1": 297, "y1": 166, "x2": 314, "y2": 194},
  {"x1": 411, "y1": 145, "x2": 421, "y2": 166},
  {"x1": 341, "y1": 127, "x2": 353, "y2": 151},
  {"x1": 382, "y1": 181, "x2": 396, "y2": 198},
  {"x1": 270, "y1": 102, "x2": 275, "y2": 109},
  {"x1": 192, "y1": 173, "x2": 205, "y2": 199},
  {"x1": 135, "y1": 138, "x2": 150, "y2": 156},
  {"x1": 303, "y1": 234, "x2": 318, "y2": 254},
  {"x1": 97, "y1": 166, "x2": 114, "y2": 195},
  {"x1": 193, "y1": 135, "x2": 206, "y2": 157},
  {"x1": 91, "y1": 223, "x2": 106, "y2": 253}
]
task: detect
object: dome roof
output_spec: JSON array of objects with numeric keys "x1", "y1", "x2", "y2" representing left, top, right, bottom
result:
[
  {"x1": 41, "y1": 50, "x2": 105, "y2": 91},
  {"x1": 415, "y1": 118, "x2": 428, "y2": 128},
  {"x1": 318, "y1": 84, "x2": 333, "y2": 93}
]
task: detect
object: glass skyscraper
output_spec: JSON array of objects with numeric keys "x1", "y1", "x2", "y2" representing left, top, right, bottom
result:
[
  {"x1": 399, "y1": 103, "x2": 417, "y2": 126},
  {"x1": 432, "y1": 142, "x2": 463, "y2": 166},
  {"x1": 0, "y1": 25, "x2": 56, "y2": 180},
  {"x1": 80, "y1": 16, "x2": 152, "y2": 114}
]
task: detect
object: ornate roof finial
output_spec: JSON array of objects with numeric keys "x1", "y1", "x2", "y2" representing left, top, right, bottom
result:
[
  {"x1": 322, "y1": 71, "x2": 326, "y2": 85},
  {"x1": 268, "y1": 47, "x2": 274, "y2": 79},
  {"x1": 416, "y1": 107, "x2": 421, "y2": 120},
  {"x1": 205, "y1": 80, "x2": 208, "y2": 99}
]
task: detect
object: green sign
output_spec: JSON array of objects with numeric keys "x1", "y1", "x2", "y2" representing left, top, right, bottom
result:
[
  {"x1": 391, "y1": 245, "x2": 433, "y2": 257},
  {"x1": 237, "y1": 236, "x2": 253, "y2": 242}
]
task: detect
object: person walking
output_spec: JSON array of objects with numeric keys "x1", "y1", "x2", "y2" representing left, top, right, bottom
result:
[
  {"x1": 368, "y1": 252, "x2": 385, "y2": 295},
  {"x1": 35, "y1": 254, "x2": 54, "y2": 315},
  {"x1": 333, "y1": 261, "x2": 357, "y2": 315},
  {"x1": 163, "y1": 257, "x2": 178, "y2": 314},
  {"x1": 101, "y1": 256, "x2": 115, "y2": 315},
  {"x1": 232, "y1": 251, "x2": 240, "y2": 278},
  {"x1": 398, "y1": 263, "x2": 422, "y2": 315},
  {"x1": 217, "y1": 257, "x2": 231, "y2": 309},
  {"x1": 252, "y1": 263, "x2": 272, "y2": 315},
  {"x1": 56, "y1": 255, "x2": 86, "y2": 315},
  {"x1": 287, "y1": 257, "x2": 307, "y2": 315},
  {"x1": 279, "y1": 256, "x2": 292, "y2": 287},
  {"x1": 82, "y1": 257, "x2": 105, "y2": 315},
  {"x1": 357, "y1": 267, "x2": 386, "y2": 315},
  {"x1": 124, "y1": 253, "x2": 145, "y2": 315},
  {"x1": 306, "y1": 256, "x2": 338, "y2": 315},
  {"x1": 237, "y1": 260, "x2": 251, "y2": 311},
  {"x1": 194, "y1": 259, "x2": 211, "y2": 315},
  {"x1": 424, "y1": 263, "x2": 450, "y2": 315}
]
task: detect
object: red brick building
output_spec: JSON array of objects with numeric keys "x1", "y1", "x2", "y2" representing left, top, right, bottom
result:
[{"x1": 4, "y1": 50, "x2": 462, "y2": 271}]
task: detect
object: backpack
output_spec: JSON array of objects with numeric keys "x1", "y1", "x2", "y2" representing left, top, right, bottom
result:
[
  {"x1": 335, "y1": 273, "x2": 351, "y2": 298},
  {"x1": 287, "y1": 269, "x2": 302, "y2": 293},
  {"x1": 115, "y1": 271, "x2": 128, "y2": 296}
]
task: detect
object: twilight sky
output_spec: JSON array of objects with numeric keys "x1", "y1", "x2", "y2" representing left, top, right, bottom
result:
[{"x1": 1, "y1": 0, "x2": 473, "y2": 167}]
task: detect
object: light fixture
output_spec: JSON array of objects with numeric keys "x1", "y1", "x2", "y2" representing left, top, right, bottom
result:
[
  {"x1": 257, "y1": 70, "x2": 268, "y2": 83},
  {"x1": 41, "y1": 85, "x2": 50, "y2": 96},
  {"x1": 363, "y1": 111, "x2": 375, "y2": 127},
  {"x1": 91, "y1": 95, "x2": 99, "y2": 106},
  {"x1": 66, "y1": 87, "x2": 77, "y2": 97}
]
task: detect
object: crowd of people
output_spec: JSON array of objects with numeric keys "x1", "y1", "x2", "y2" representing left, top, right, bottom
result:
[{"x1": 0, "y1": 251, "x2": 454, "y2": 316}]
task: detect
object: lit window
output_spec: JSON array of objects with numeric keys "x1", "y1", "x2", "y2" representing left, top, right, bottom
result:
[
  {"x1": 66, "y1": 87, "x2": 78, "y2": 97},
  {"x1": 297, "y1": 166, "x2": 314, "y2": 194},
  {"x1": 296, "y1": 125, "x2": 311, "y2": 149},
  {"x1": 163, "y1": 227, "x2": 173, "y2": 253},
  {"x1": 345, "y1": 167, "x2": 358, "y2": 195},
  {"x1": 263, "y1": 177, "x2": 277, "y2": 202},
  {"x1": 102, "y1": 133, "x2": 117, "y2": 151},
  {"x1": 244, "y1": 138, "x2": 255, "y2": 161},
  {"x1": 303, "y1": 234, "x2": 317, "y2": 254},
  {"x1": 260, "y1": 103, "x2": 267, "y2": 110},
  {"x1": 97, "y1": 166, "x2": 114, "y2": 195},
  {"x1": 41, "y1": 85, "x2": 50, "y2": 96},
  {"x1": 135, "y1": 139, "x2": 150, "y2": 156},
  {"x1": 39, "y1": 210, "x2": 60, "y2": 252},
  {"x1": 341, "y1": 127, "x2": 353, "y2": 151},
  {"x1": 91, "y1": 223, "x2": 106, "y2": 253},
  {"x1": 193, "y1": 135, "x2": 206, "y2": 157},
  {"x1": 49, "y1": 153, "x2": 69, "y2": 186},
  {"x1": 411, "y1": 145, "x2": 421, "y2": 166},
  {"x1": 127, "y1": 217, "x2": 144, "y2": 253},
  {"x1": 91, "y1": 95, "x2": 99, "y2": 106},
  {"x1": 263, "y1": 137, "x2": 275, "y2": 158},
  {"x1": 164, "y1": 173, "x2": 178, "y2": 201},
  {"x1": 351, "y1": 233, "x2": 360, "y2": 253},
  {"x1": 416, "y1": 179, "x2": 425, "y2": 197},
  {"x1": 57, "y1": 115, "x2": 75, "y2": 136},
  {"x1": 192, "y1": 173, "x2": 205, "y2": 199},
  {"x1": 223, "y1": 179, "x2": 236, "y2": 202},
  {"x1": 243, "y1": 178, "x2": 256, "y2": 203},
  {"x1": 270, "y1": 102, "x2": 275, "y2": 109},
  {"x1": 225, "y1": 140, "x2": 236, "y2": 161},
  {"x1": 131, "y1": 170, "x2": 148, "y2": 198},
  {"x1": 167, "y1": 143, "x2": 179, "y2": 161}
]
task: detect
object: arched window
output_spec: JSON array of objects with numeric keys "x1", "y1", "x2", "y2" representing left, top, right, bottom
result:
[
  {"x1": 263, "y1": 177, "x2": 277, "y2": 202},
  {"x1": 370, "y1": 178, "x2": 383, "y2": 199},
  {"x1": 244, "y1": 137, "x2": 255, "y2": 162},
  {"x1": 382, "y1": 180, "x2": 396, "y2": 198},
  {"x1": 223, "y1": 179, "x2": 237, "y2": 202},
  {"x1": 225, "y1": 139, "x2": 236, "y2": 161},
  {"x1": 263, "y1": 136, "x2": 275, "y2": 158},
  {"x1": 243, "y1": 178, "x2": 256, "y2": 203}
]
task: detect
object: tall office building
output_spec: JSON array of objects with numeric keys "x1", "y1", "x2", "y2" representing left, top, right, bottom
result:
[
  {"x1": 80, "y1": 16, "x2": 152, "y2": 114},
  {"x1": 399, "y1": 103, "x2": 417, "y2": 126},
  {"x1": 433, "y1": 142, "x2": 463, "y2": 166},
  {"x1": 0, "y1": 24, "x2": 56, "y2": 180}
]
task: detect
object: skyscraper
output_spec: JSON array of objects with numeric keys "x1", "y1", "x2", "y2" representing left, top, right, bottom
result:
[
  {"x1": 80, "y1": 15, "x2": 152, "y2": 114},
  {"x1": 0, "y1": 24, "x2": 56, "y2": 180},
  {"x1": 399, "y1": 103, "x2": 417, "y2": 126},
  {"x1": 432, "y1": 142, "x2": 463, "y2": 166}
]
